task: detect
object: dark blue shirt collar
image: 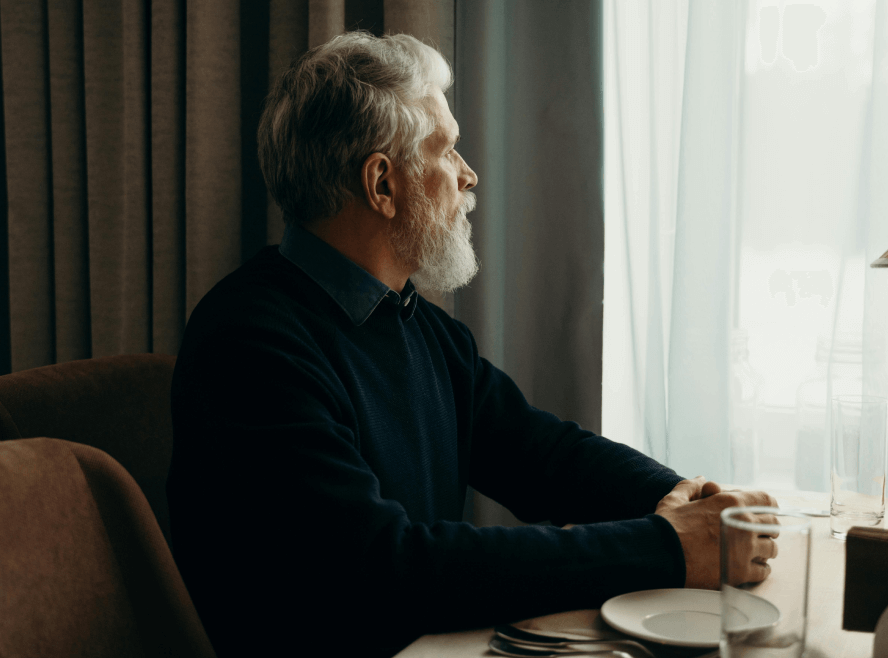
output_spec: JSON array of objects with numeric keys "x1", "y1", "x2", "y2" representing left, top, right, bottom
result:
[{"x1": 279, "y1": 223, "x2": 417, "y2": 326}]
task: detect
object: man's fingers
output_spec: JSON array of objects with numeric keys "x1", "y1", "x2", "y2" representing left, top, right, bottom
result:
[
  {"x1": 756, "y1": 536, "x2": 779, "y2": 560},
  {"x1": 663, "y1": 475, "x2": 706, "y2": 506},
  {"x1": 742, "y1": 490, "x2": 779, "y2": 508},
  {"x1": 719, "y1": 494, "x2": 780, "y2": 587},
  {"x1": 718, "y1": 489, "x2": 779, "y2": 511},
  {"x1": 747, "y1": 560, "x2": 771, "y2": 584},
  {"x1": 671, "y1": 475, "x2": 707, "y2": 502},
  {"x1": 754, "y1": 513, "x2": 781, "y2": 538},
  {"x1": 728, "y1": 559, "x2": 772, "y2": 586}
]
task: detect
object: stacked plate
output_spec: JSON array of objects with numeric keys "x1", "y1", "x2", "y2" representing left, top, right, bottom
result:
[{"x1": 489, "y1": 588, "x2": 780, "y2": 658}]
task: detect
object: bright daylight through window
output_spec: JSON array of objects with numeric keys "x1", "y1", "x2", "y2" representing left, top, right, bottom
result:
[{"x1": 602, "y1": 0, "x2": 888, "y2": 491}]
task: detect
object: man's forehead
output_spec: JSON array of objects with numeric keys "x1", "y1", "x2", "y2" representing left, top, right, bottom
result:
[
  {"x1": 423, "y1": 91, "x2": 459, "y2": 143},
  {"x1": 444, "y1": 122, "x2": 459, "y2": 141}
]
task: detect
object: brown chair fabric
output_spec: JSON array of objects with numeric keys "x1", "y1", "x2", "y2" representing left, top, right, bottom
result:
[
  {"x1": 0, "y1": 353, "x2": 177, "y2": 547},
  {"x1": 0, "y1": 438, "x2": 215, "y2": 657}
]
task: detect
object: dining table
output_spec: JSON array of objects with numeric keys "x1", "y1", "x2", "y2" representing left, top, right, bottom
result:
[{"x1": 395, "y1": 488, "x2": 882, "y2": 658}]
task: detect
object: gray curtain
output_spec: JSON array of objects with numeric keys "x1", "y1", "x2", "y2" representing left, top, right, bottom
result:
[{"x1": 454, "y1": 0, "x2": 604, "y2": 526}]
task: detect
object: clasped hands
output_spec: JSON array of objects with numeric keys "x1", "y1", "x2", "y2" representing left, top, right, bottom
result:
[
  {"x1": 562, "y1": 477, "x2": 778, "y2": 590},
  {"x1": 654, "y1": 476, "x2": 779, "y2": 589}
]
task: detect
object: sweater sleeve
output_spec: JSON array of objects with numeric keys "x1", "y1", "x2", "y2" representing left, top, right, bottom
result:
[
  {"x1": 464, "y1": 330, "x2": 685, "y2": 525},
  {"x1": 168, "y1": 298, "x2": 686, "y2": 658}
]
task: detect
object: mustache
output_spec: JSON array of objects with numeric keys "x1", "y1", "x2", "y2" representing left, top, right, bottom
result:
[{"x1": 460, "y1": 190, "x2": 477, "y2": 215}]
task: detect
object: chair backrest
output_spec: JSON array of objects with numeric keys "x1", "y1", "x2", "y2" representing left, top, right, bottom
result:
[
  {"x1": 0, "y1": 437, "x2": 216, "y2": 657},
  {"x1": 0, "y1": 354, "x2": 177, "y2": 547}
]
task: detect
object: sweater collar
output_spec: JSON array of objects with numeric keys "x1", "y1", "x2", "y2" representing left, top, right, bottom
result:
[{"x1": 278, "y1": 223, "x2": 417, "y2": 326}]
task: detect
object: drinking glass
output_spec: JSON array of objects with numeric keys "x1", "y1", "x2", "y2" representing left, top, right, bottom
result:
[
  {"x1": 830, "y1": 395, "x2": 888, "y2": 539},
  {"x1": 721, "y1": 507, "x2": 811, "y2": 658}
]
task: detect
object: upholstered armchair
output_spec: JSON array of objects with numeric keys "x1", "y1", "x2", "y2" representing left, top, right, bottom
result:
[
  {"x1": 0, "y1": 437, "x2": 216, "y2": 657},
  {"x1": 0, "y1": 354, "x2": 177, "y2": 547},
  {"x1": 0, "y1": 355, "x2": 216, "y2": 657}
]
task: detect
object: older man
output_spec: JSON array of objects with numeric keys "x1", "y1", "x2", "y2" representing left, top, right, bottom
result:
[{"x1": 166, "y1": 31, "x2": 776, "y2": 658}]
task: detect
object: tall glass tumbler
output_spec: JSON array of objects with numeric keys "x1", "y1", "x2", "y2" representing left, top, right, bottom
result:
[
  {"x1": 830, "y1": 395, "x2": 888, "y2": 539},
  {"x1": 721, "y1": 507, "x2": 811, "y2": 658}
]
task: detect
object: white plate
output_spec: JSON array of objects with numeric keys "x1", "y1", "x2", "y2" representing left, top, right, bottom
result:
[
  {"x1": 513, "y1": 609, "x2": 617, "y2": 641},
  {"x1": 600, "y1": 588, "x2": 781, "y2": 648}
]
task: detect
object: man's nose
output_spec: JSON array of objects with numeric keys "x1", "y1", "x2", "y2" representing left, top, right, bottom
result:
[{"x1": 462, "y1": 164, "x2": 478, "y2": 190}]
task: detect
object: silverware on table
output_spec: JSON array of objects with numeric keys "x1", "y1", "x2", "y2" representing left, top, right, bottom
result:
[
  {"x1": 488, "y1": 636, "x2": 634, "y2": 657},
  {"x1": 492, "y1": 624, "x2": 720, "y2": 658},
  {"x1": 492, "y1": 628, "x2": 655, "y2": 657},
  {"x1": 495, "y1": 624, "x2": 625, "y2": 645}
]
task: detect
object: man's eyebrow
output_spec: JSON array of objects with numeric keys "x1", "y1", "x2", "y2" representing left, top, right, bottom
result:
[{"x1": 447, "y1": 134, "x2": 460, "y2": 150}]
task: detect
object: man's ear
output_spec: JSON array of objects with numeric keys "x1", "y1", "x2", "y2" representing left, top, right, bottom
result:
[{"x1": 361, "y1": 153, "x2": 397, "y2": 220}]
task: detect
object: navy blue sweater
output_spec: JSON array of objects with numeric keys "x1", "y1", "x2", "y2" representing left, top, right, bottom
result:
[{"x1": 167, "y1": 226, "x2": 686, "y2": 657}]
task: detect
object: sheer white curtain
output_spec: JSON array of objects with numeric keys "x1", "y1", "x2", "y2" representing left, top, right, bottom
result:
[{"x1": 603, "y1": 0, "x2": 888, "y2": 491}]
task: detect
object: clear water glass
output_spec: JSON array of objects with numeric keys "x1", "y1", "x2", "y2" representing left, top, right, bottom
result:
[
  {"x1": 830, "y1": 395, "x2": 887, "y2": 540},
  {"x1": 721, "y1": 507, "x2": 811, "y2": 658}
]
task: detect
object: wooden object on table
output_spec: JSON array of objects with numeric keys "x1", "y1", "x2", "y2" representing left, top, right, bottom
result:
[{"x1": 843, "y1": 526, "x2": 888, "y2": 632}]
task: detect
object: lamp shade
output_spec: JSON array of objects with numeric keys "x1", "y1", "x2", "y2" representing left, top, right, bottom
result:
[{"x1": 874, "y1": 249, "x2": 888, "y2": 268}]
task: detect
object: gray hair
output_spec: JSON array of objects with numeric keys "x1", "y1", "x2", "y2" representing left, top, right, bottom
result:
[{"x1": 258, "y1": 30, "x2": 453, "y2": 226}]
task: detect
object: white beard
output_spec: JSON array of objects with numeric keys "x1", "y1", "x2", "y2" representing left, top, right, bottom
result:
[{"x1": 390, "y1": 175, "x2": 480, "y2": 295}]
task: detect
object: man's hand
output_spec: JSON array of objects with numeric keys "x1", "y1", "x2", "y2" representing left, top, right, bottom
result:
[{"x1": 655, "y1": 476, "x2": 778, "y2": 590}]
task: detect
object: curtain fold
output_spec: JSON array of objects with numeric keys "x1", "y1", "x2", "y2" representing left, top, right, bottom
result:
[
  {"x1": 455, "y1": 0, "x2": 604, "y2": 526},
  {"x1": 84, "y1": 0, "x2": 150, "y2": 357},
  {"x1": 1, "y1": 0, "x2": 55, "y2": 371},
  {"x1": 665, "y1": 0, "x2": 745, "y2": 483},
  {"x1": 309, "y1": 0, "x2": 343, "y2": 48},
  {"x1": 150, "y1": 0, "x2": 186, "y2": 356},
  {"x1": 861, "y1": 0, "x2": 888, "y2": 410},
  {"x1": 48, "y1": 0, "x2": 90, "y2": 364},
  {"x1": 0, "y1": 0, "x2": 457, "y2": 372},
  {"x1": 184, "y1": 0, "x2": 241, "y2": 320},
  {"x1": 266, "y1": 0, "x2": 308, "y2": 248}
]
